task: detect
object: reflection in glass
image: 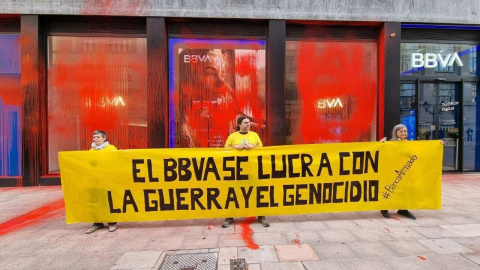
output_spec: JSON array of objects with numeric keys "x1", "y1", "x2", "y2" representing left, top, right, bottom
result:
[
  {"x1": 285, "y1": 41, "x2": 377, "y2": 144},
  {"x1": 47, "y1": 36, "x2": 147, "y2": 173},
  {"x1": 0, "y1": 34, "x2": 21, "y2": 176},
  {"x1": 169, "y1": 39, "x2": 266, "y2": 148},
  {"x1": 463, "y1": 83, "x2": 479, "y2": 170}
]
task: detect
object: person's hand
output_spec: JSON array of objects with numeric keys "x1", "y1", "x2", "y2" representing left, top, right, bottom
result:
[
  {"x1": 440, "y1": 139, "x2": 445, "y2": 145},
  {"x1": 244, "y1": 144, "x2": 256, "y2": 150},
  {"x1": 233, "y1": 145, "x2": 244, "y2": 150},
  {"x1": 380, "y1": 137, "x2": 387, "y2": 143}
]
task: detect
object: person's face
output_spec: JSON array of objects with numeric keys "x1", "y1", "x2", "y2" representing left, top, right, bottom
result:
[
  {"x1": 239, "y1": 119, "x2": 251, "y2": 132},
  {"x1": 396, "y1": 127, "x2": 408, "y2": 140},
  {"x1": 200, "y1": 52, "x2": 227, "y2": 90},
  {"x1": 93, "y1": 134, "x2": 106, "y2": 146}
]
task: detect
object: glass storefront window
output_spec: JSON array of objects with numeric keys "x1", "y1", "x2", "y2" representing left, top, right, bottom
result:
[
  {"x1": 463, "y1": 82, "x2": 478, "y2": 171},
  {"x1": 400, "y1": 83, "x2": 416, "y2": 140},
  {"x1": 169, "y1": 38, "x2": 266, "y2": 148},
  {"x1": 47, "y1": 36, "x2": 147, "y2": 174},
  {"x1": 401, "y1": 43, "x2": 478, "y2": 77},
  {"x1": 285, "y1": 40, "x2": 378, "y2": 144},
  {"x1": 0, "y1": 34, "x2": 21, "y2": 177}
]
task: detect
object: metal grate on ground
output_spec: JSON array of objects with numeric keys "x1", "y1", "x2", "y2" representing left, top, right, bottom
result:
[{"x1": 159, "y1": 252, "x2": 218, "y2": 270}]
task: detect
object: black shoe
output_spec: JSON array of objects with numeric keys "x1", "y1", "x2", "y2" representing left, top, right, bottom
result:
[
  {"x1": 397, "y1": 210, "x2": 416, "y2": 220},
  {"x1": 380, "y1": 210, "x2": 390, "y2": 219},
  {"x1": 258, "y1": 216, "x2": 270, "y2": 227},
  {"x1": 222, "y1": 218, "x2": 234, "y2": 228}
]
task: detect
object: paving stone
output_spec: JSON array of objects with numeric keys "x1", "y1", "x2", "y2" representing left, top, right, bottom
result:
[
  {"x1": 324, "y1": 219, "x2": 362, "y2": 230},
  {"x1": 261, "y1": 261, "x2": 305, "y2": 270},
  {"x1": 218, "y1": 233, "x2": 247, "y2": 247},
  {"x1": 143, "y1": 235, "x2": 185, "y2": 251},
  {"x1": 238, "y1": 245, "x2": 279, "y2": 264},
  {"x1": 247, "y1": 263, "x2": 261, "y2": 270},
  {"x1": 352, "y1": 218, "x2": 390, "y2": 229},
  {"x1": 411, "y1": 226, "x2": 462, "y2": 238},
  {"x1": 441, "y1": 224, "x2": 480, "y2": 237},
  {"x1": 218, "y1": 247, "x2": 237, "y2": 265},
  {"x1": 380, "y1": 226, "x2": 426, "y2": 240},
  {"x1": 347, "y1": 241, "x2": 397, "y2": 258},
  {"x1": 281, "y1": 230, "x2": 323, "y2": 244},
  {"x1": 381, "y1": 256, "x2": 434, "y2": 270},
  {"x1": 463, "y1": 252, "x2": 480, "y2": 265},
  {"x1": 318, "y1": 229, "x2": 359, "y2": 242},
  {"x1": 303, "y1": 259, "x2": 349, "y2": 269},
  {"x1": 252, "y1": 232, "x2": 285, "y2": 245},
  {"x1": 275, "y1": 244, "x2": 319, "y2": 262},
  {"x1": 181, "y1": 234, "x2": 219, "y2": 249},
  {"x1": 343, "y1": 257, "x2": 394, "y2": 270},
  {"x1": 111, "y1": 251, "x2": 163, "y2": 269},
  {"x1": 418, "y1": 238, "x2": 473, "y2": 254},
  {"x1": 382, "y1": 240, "x2": 436, "y2": 257},
  {"x1": 311, "y1": 242, "x2": 358, "y2": 260},
  {"x1": 348, "y1": 228, "x2": 395, "y2": 241},
  {"x1": 422, "y1": 253, "x2": 480, "y2": 269},
  {"x1": 454, "y1": 236, "x2": 480, "y2": 252},
  {"x1": 293, "y1": 220, "x2": 328, "y2": 231}
]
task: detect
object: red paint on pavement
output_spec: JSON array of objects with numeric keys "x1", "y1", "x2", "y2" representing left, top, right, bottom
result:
[
  {"x1": 418, "y1": 256, "x2": 426, "y2": 261},
  {"x1": 0, "y1": 198, "x2": 64, "y2": 237},
  {"x1": 385, "y1": 228, "x2": 391, "y2": 233},
  {"x1": 391, "y1": 217, "x2": 405, "y2": 222},
  {"x1": 240, "y1": 217, "x2": 259, "y2": 249}
]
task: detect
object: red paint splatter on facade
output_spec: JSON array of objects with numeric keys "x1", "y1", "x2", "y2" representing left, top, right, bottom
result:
[
  {"x1": 240, "y1": 217, "x2": 259, "y2": 249},
  {"x1": 47, "y1": 36, "x2": 147, "y2": 173},
  {"x1": 175, "y1": 45, "x2": 266, "y2": 148},
  {"x1": 0, "y1": 198, "x2": 64, "y2": 237},
  {"x1": 291, "y1": 40, "x2": 377, "y2": 143},
  {"x1": 417, "y1": 256, "x2": 426, "y2": 261}
]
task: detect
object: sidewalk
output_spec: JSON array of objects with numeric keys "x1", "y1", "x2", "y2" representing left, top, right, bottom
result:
[{"x1": 0, "y1": 173, "x2": 479, "y2": 270}]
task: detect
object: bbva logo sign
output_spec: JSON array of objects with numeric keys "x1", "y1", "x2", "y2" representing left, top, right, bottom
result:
[{"x1": 411, "y1": 53, "x2": 463, "y2": 69}]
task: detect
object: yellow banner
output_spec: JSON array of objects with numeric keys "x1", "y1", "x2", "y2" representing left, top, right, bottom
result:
[{"x1": 59, "y1": 141, "x2": 442, "y2": 224}]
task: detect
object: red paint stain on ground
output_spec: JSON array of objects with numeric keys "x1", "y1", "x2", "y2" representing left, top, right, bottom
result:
[
  {"x1": 291, "y1": 232, "x2": 301, "y2": 246},
  {"x1": 391, "y1": 217, "x2": 405, "y2": 223},
  {"x1": 385, "y1": 228, "x2": 391, "y2": 233},
  {"x1": 417, "y1": 256, "x2": 426, "y2": 261},
  {"x1": 207, "y1": 225, "x2": 211, "y2": 230},
  {"x1": 240, "y1": 217, "x2": 259, "y2": 250},
  {"x1": 0, "y1": 198, "x2": 64, "y2": 237}
]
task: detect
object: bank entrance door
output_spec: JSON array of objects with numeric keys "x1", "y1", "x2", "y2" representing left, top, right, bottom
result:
[{"x1": 418, "y1": 82, "x2": 460, "y2": 171}]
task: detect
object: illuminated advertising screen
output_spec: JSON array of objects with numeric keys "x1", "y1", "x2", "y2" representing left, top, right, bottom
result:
[{"x1": 169, "y1": 38, "x2": 266, "y2": 148}]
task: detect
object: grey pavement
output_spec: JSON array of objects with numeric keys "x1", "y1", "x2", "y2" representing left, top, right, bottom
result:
[{"x1": 0, "y1": 173, "x2": 480, "y2": 269}]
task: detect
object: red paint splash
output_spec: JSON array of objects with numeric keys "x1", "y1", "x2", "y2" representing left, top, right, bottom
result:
[
  {"x1": 385, "y1": 228, "x2": 391, "y2": 233},
  {"x1": 175, "y1": 45, "x2": 266, "y2": 148},
  {"x1": 207, "y1": 225, "x2": 211, "y2": 230},
  {"x1": 240, "y1": 217, "x2": 259, "y2": 249},
  {"x1": 47, "y1": 36, "x2": 147, "y2": 172},
  {"x1": 292, "y1": 40, "x2": 377, "y2": 143},
  {"x1": 417, "y1": 256, "x2": 426, "y2": 261},
  {"x1": 391, "y1": 217, "x2": 405, "y2": 223},
  {"x1": 0, "y1": 198, "x2": 64, "y2": 237},
  {"x1": 291, "y1": 232, "x2": 301, "y2": 246}
]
